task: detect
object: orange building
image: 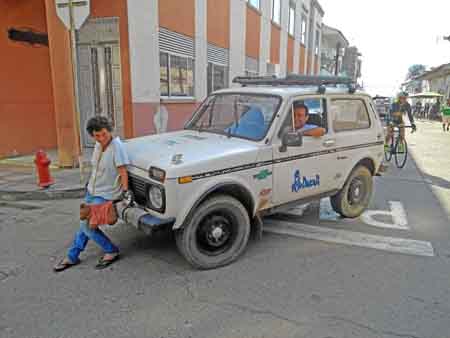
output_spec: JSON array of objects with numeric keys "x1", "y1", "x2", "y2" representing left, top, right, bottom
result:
[{"x1": 0, "y1": 0, "x2": 324, "y2": 165}]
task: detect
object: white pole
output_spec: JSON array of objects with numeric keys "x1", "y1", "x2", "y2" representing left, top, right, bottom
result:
[{"x1": 68, "y1": 0, "x2": 84, "y2": 181}]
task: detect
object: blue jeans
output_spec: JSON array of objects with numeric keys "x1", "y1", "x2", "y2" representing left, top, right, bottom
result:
[{"x1": 67, "y1": 193, "x2": 119, "y2": 263}]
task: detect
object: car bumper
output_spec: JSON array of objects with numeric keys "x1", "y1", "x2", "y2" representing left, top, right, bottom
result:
[{"x1": 116, "y1": 201, "x2": 175, "y2": 235}]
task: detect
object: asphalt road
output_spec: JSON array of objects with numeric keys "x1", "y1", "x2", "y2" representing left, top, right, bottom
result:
[{"x1": 1, "y1": 121, "x2": 450, "y2": 338}]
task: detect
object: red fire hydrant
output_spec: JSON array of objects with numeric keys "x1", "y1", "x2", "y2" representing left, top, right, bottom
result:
[{"x1": 34, "y1": 150, "x2": 54, "y2": 188}]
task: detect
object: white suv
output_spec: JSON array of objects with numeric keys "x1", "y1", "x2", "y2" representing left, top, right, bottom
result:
[{"x1": 118, "y1": 76, "x2": 385, "y2": 269}]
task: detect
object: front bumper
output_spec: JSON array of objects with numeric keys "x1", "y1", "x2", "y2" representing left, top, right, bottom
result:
[{"x1": 116, "y1": 201, "x2": 175, "y2": 235}]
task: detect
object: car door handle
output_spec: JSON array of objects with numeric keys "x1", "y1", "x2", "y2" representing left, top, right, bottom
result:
[{"x1": 323, "y1": 139, "x2": 336, "y2": 147}]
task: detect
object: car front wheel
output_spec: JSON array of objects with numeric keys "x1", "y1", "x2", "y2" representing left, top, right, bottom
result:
[
  {"x1": 330, "y1": 165, "x2": 373, "y2": 218},
  {"x1": 175, "y1": 195, "x2": 251, "y2": 270}
]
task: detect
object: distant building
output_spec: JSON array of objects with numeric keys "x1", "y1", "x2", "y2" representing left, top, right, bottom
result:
[
  {"x1": 320, "y1": 25, "x2": 349, "y2": 76},
  {"x1": 415, "y1": 62, "x2": 450, "y2": 99},
  {"x1": 342, "y1": 46, "x2": 362, "y2": 82},
  {"x1": 401, "y1": 78, "x2": 425, "y2": 95}
]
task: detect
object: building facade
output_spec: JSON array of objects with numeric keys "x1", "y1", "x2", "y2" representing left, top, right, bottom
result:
[
  {"x1": 320, "y1": 24, "x2": 349, "y2": 76},
  {"x1": 1, "y1": 0, "x2": 324, "y2": 164},
  {"x1": 415, "y1": 63, "x2": 450, "y2": 99},
  {"x1": 342, "y1": 46, "x2": 362, "y2": 83}
]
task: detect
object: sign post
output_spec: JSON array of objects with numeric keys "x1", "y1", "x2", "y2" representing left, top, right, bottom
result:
[{"x1": 55, "y1": 0, "x2": 89, "y2": 177}]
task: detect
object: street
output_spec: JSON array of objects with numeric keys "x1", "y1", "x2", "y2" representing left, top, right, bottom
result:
[{"x1": 1, "y1": 120, "x2": 450, "y2": 338}]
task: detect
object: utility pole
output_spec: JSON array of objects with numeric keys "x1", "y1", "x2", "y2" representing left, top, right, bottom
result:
[
  {"x1": 68, "y1": 0, "x2": 83, "y2": 178},
  {"x1": 55, "y1": 0, "x2": 89, "y2": 178},
  {"x1": 334, "y1": 42, "x2": 341, "y2": 76}
]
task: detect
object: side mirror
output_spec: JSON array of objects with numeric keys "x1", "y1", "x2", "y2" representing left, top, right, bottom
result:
[{"x1": 279, "y1": 131, "x2": 303, "y2": 152}]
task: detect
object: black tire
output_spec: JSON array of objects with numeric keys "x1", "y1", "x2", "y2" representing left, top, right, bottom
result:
[
  {"x1": 330, "y1": 194, "x2": 342, "y2": 215},
  {"x1": 175, "y1": 195, "x2": 251, "y2": 270},
  {"x1": 384, "y1": 137, "x2": 393, "y2": 162},
  {"x1": 330, "y1": 165, "x2": 373, "y2": 218},
  {"x1": 394, "y1": 138, "x2": 408, "y2": 169}
]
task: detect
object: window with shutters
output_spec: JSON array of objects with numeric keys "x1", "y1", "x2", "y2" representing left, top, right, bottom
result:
[
  {"x1": 207, "y1": 63, "x2": 229, "y2": 94},
  {"x1": 160, "y1": 52, "x2": 195, "y2": 97}
]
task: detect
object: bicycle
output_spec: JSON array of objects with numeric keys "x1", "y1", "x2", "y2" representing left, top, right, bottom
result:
[{"x1": 384, "y1": 124, "x2": 415, "y2": 169}]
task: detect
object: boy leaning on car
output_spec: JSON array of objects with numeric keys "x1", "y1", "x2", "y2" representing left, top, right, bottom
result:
[{"x1": 53, "y1": 116, "x2": 131, "y2": 272}]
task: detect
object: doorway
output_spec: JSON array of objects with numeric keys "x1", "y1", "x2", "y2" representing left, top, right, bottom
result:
[{"x1": 76, "y1": 17, "x2": 124, "y2": 147}]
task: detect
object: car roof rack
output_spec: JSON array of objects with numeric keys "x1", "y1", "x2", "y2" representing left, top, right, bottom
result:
[{"x1": 232, "y1": 74, "x2": 357, "y2": 94}]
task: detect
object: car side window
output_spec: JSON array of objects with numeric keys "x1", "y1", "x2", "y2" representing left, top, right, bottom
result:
[
  {"x1": 279, "y1": 97, "x2": 327, "y2": 136},
  {"x1": 330, "y1": 98, "x2": 371, "y2": 132}
]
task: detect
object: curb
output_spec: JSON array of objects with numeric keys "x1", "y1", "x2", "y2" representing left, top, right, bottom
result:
[{"x1": 0, "y1": 187, "x2": 85, "y2": 201}]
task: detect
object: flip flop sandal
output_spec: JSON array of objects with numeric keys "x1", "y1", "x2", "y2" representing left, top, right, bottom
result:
[
  {"x1": 53, "y1": 259, "x2": 80, "y2": 272},
  {"x1": 95, "y1": 254, "x2": 120, "y2": 270}
]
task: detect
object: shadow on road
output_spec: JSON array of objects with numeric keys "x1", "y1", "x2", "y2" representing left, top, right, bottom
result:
[{"x1": 423, "y1": 172, "x2": 450, "y2": 190}]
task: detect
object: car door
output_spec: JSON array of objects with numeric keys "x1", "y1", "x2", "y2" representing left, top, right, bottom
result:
[
  {"x1": 327, "y1": 95, "x2": 381, "y2": 189},
  {"x1": 272, "y1": 96, "x2": 338, "y2": 206}
]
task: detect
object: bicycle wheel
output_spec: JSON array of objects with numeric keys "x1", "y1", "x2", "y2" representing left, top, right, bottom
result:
[
  {"x1": 394, "y1": 137, "x2": 408, "y2": 168},
  {"x1": 384, "y1": 136, "x2": 393, "y2": 162}
]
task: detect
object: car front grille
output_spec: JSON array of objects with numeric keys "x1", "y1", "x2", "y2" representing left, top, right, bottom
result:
[{"x1": 128, "y1": 173, "x2": 148, "y2": 206}]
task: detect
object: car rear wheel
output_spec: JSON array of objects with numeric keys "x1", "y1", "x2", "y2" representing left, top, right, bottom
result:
[
  {"x1": 175, "y1": 195, "x2": 251, "y2": 270},
  {"x1": 330, "y1": 165, "x2": 373, "y2": 218}
]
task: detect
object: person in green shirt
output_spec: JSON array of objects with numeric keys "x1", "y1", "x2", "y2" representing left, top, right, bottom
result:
[{"x1": 441, "y1": 98, "x2": 450, "y2": 132}]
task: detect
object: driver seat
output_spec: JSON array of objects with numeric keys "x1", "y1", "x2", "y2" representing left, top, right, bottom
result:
[{"x1": 227, "y1": 106, "x2": 266, "y2": 139}]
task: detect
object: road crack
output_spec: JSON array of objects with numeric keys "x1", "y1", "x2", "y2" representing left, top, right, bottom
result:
[
  {"x1": 198, "y1": 299, "x2": 305, "y2": 327},
  {"x1": 323, "y1": 315, "x2": 423, "y2": 338}
]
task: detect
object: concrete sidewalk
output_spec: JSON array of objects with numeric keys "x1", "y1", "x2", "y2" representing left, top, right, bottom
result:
[{"x1": 0, "y1": 149, "x2": 92, "y2": 201}]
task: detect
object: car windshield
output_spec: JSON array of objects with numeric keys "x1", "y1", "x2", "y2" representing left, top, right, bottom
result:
[{"x1": 185, "y1": 93, "x2": 282, "y2": 141}]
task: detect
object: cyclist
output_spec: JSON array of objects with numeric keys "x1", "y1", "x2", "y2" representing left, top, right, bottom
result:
[
  {"x1": 385, "y1": 92, "x2": 417, "y2": 152},
  {"x1": 441, "y1": 97, "x2": 450, "y2": 132}
]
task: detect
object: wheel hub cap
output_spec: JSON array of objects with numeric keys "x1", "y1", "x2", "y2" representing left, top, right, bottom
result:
[
  {"x1": 349, "y1": 179, "x2": 364, "y2": 204},
  {"x1": 203, "y1": 215, "x2": 231, "y2": 248},
  {"x1": 212, "y1": 226, "x2": 224, "y2": 240}
]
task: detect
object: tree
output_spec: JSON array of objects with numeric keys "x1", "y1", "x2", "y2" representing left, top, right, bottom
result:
[{"x1": 406, "y1": 64, "x2": 426, "y2": 80}]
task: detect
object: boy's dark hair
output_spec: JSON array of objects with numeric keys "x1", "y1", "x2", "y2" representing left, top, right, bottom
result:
[
  {"x1": 293, "y1": 101, "x2": 309, "y2": 115},
  {"x1": 86, "y1": 116, "x2": 113, "y2": 136}
]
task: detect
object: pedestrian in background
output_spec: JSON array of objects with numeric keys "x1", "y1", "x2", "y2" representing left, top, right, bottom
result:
[
  {"x1": 441, "y1": 98, "x2": 450, "y2": 132},
  {"x1": 424, "y1": 102, "x2": 429, "y2": 119},
  {"x1": 53, "y1": 116, "x2": 131, "y2": 272}
]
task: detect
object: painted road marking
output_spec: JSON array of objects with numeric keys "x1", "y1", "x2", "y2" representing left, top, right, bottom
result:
[
  {"x1": 319, "y1": 198, "x2": 410, "y2": 230},
  {"x1": 319, "y1": 198, "x2": 340, "y2": 221},
  {"x1": 263, "y1": 219, "x2": 435, "y2": 257},
  {"x1": 361, "y1": 201, "x2": 409, "y2": 230}
]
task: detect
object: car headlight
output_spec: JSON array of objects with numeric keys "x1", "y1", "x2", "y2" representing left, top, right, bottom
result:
[{"x1": 148, "y1": 185, "x2": 164, "y2": 210}]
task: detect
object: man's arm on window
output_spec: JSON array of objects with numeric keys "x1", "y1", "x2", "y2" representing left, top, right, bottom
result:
[{"x1": 303, "y1": 127, "x2": 326, "y2": 137}]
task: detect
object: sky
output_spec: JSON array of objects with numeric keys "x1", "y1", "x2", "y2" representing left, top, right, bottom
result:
[{"x1": 319, "y1": 0, "x2": 450, "y2": 96}]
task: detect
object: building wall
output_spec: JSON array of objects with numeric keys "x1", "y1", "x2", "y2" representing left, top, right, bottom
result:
[
  {"x1": 1, "y1": 0, "x2": 325, "y2": 158},
  {"x1": 258, "y1": 0, "x2": 272, "y2": 75},
  {"x1": 207, "y1": 0, "x2": 229, "y2": 48},
  {"x1": 159, "y1": 0, "x2": 195, "y2": 38},
  {"x1": 159, "y1": 0, "x2": 197, "y2": 131},
  {"x1": 0, "y1": 0, "x2": 56, "y2": 158},
  {"x1": 229, "y1": 0, "x2": 246, "y2": 85},
  {"x1": 287, "y1": 37, "x2": 294, "y2": 73},
  {"x1": 299, "y1": 45, "x2": 306, "y2": 74},
  {"x1": 245, "y1": 5, "x2": 261, "y2": 60},
  {"x1": 270, "y1": 24, "x2": 281, "y2": 65}
]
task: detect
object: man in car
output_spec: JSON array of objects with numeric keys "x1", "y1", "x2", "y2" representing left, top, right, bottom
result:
[{"x1": 293, "y1": 101, "x2": 326, "y2": 137}]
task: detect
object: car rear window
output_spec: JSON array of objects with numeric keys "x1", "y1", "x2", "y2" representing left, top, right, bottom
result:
[{"x1": 330, "y1": 99, "x2": 371, "y2": 132}]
